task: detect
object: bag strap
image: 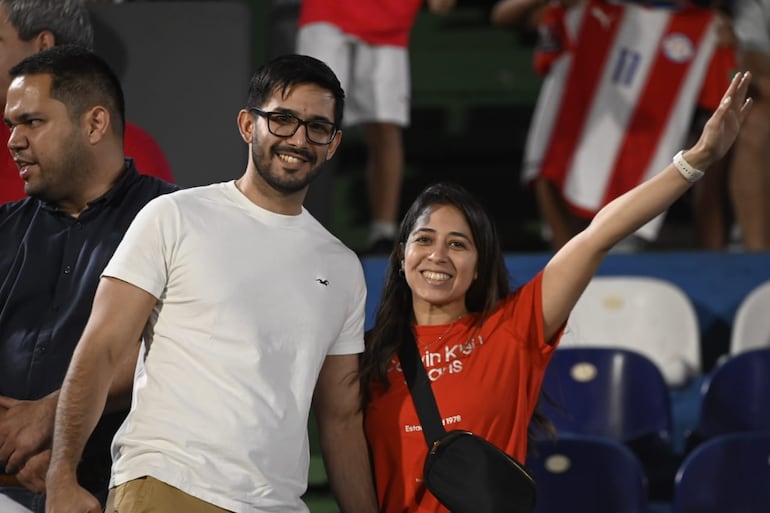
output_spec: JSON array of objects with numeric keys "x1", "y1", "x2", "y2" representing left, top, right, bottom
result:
[{"x1": 398, "y1": 325, "x2": 447, "y2": 448}]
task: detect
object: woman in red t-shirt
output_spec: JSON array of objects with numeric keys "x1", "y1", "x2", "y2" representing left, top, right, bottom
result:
[{"x1": 360, "y1": 72, "x2": 752, "y2": 513}]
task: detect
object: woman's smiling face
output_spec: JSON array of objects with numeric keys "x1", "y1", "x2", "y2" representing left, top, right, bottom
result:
[{"x1": 403, "y1": 204, "x2": 478, "y2": 323}]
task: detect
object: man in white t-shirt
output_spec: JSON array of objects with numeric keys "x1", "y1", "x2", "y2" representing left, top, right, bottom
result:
[{"x1": 44, "y1": 54, "x2": 378, "y2": 513}]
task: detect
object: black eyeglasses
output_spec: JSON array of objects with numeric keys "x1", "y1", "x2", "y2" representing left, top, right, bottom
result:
[{"x1": 250, "y1": 107, "x2": 338, "y2": 145}]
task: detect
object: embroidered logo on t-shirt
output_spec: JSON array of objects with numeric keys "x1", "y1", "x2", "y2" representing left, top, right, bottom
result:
[{"x1": 315, "y1": 278, "x2": 329, "y2": 286}]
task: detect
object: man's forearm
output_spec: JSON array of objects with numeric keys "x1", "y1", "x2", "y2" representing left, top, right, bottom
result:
[
  {"x1": 47, "y1": 345, "x2": 114, "y2": 483},
  {"x1": 319, "y1": 413, "x2": 378, "y2": 513},
  {"x1": 103, "y1": 339, "x2": 141, "y2": 413}
]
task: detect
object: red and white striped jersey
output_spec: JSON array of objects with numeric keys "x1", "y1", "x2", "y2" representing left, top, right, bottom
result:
[{"x1": 523, "y1": 0, "x2": 728, "y2": 239}]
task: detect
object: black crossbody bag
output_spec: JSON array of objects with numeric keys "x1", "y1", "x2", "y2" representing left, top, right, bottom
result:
[{"x1": 398, "y1": 329, "x2": 537, "y2": 513}]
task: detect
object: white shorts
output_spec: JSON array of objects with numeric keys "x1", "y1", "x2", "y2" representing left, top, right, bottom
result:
[
  {"x1": 296, "y1": 22, "x2": 411, "y2": 127},
  {"x1": 733, "y1": 0, "x2": 770, "y2": 54}
]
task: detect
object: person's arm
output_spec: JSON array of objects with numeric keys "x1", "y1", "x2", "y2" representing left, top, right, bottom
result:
[
  {"x1": 13, "y1": 449, "x2": 49, "y2": 493},
  {"x1": 427, "y1": 0, "x2": 456, "y2": 15},
  {"x1": 45, "y1": 277, "x2": 157, "y2": 513},
  {"x1": 312, "y1": 354, "x2": 378, "y2": 513},
  {"x1": 729, "y1": 48, "x2": 770, "y2": 249},
  {"x1": 0, "y1": 392, "x2": 57, "y2": 475},
  {"x1": 540, "y1": 71, "x2": 753, "y2": 341},
  {"x1": 490, "y1": 0, "x2": 547, "y2": 28},
  {"x1": 0, "y1": 339, "x2": 138, "y2": 480}
]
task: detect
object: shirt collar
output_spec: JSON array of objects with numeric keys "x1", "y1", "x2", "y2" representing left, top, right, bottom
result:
[{"x1": 39, "y1": 158, "x2": 140, "y2": 217}]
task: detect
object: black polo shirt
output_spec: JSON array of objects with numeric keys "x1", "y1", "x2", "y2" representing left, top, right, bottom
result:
[{"x1": 0, "y1": 159, "x2": 176, "y2": 490}]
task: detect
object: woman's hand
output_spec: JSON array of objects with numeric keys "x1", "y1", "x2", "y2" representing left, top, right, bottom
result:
[{"x1": 686, "y1": 71, "x2": 753, "y2": 171}]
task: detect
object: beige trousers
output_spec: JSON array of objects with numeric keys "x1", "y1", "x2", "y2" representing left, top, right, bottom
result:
[{"x1": 105, "y1": 476, "x2": 232, "y2": 513}]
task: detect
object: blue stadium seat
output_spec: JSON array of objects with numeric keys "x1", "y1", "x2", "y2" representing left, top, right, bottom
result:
[
  {"x1": 686, "y1": 347, "x2": 770, "y2": 449},
  {"x1": 673, "y1": 431, "x2": 770, "y2": 513},
  {"x1": 527, "y1": 435, "x2": 649, "y2": 513},
  {"x1": 541, "y1": 347, "x2": 673, "y2": 442},
  {"x1": 541, "y1": 347, "x2": 678, "y2": 501}
]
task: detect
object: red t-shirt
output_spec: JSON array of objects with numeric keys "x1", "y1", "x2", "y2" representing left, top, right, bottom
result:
[
  {"x1": 0, "y1": 121, "x2": 174, "y2": 204},
  {"x1": 365, "y1": 272, "x2": 557, "y2": 513},
  {"x1": 298, "y1": 0, "x2": 424, "y2": 47}
]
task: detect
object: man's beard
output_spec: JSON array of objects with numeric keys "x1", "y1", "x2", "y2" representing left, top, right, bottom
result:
[{"x1": 251, "y1": 142, "x2": 321, "y2": 194}]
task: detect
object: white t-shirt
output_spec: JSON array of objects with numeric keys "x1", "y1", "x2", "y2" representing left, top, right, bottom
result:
[{"x1": 103, "y1": 181, "x2": 366, "y2": 513}]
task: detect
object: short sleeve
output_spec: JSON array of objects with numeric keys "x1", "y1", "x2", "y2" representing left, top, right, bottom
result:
[{"x1": 102, "y1": 194, "x2": 177, "y2": 299}]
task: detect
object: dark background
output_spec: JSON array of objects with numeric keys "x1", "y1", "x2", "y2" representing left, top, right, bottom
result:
[{"x1": 89, "y1": 0, "x2": 697, "y2": 252}]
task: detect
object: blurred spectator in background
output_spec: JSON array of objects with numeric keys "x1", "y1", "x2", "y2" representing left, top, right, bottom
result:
[
  {"x1": 0, "y1": 0, "x2": 173, "y2": 205},
  {"x1": 687, "y1": 7, "x2": 737, "y2": 250},
  {"x1": 726, "y1": 0, "x2": 770, "y2": 250},
  {"x1": 297, "y1": 0, "x2": 456, "y2": 253},
  {"x1": 491, "y1": 0, "x2": 552, "y2": 34},
  {"x1": 267, "y1": 0, "x2": 338, "y2": 228},
  {"x1": 496, "y1": 0, "x2": 733, "y2": 250}
]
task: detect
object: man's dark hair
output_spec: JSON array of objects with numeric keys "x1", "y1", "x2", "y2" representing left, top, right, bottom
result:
[
  {"x1": 247, "y1": 54, "x2": 345, "y2": 126},
  {"x1": 9, "y1": 45, "x2": 125, "y2": 136},
  {"x1": 1, "y1": 0, "x2": 94, "y2": 49}
]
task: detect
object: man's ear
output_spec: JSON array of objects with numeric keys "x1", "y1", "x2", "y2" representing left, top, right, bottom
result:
[
  {"x1": 84, "y1": 106, "x2": 111, "y2": 144},
  {"x1": 35, "y1": 31, "x2": 56, "y2": 52},
  {"x1": 237, "y1": 109, "x2": 255, "y2": 144}
]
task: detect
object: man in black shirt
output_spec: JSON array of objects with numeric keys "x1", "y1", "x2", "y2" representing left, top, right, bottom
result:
[{"x1": 0, "y1": 46, "x2": 176, "y2": 512}]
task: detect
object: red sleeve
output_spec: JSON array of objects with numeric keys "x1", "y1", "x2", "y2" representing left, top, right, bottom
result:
[
  {"x1": 503, "y1": 271, "x2": 562, "y2": 357},
  {"x1": 124, "y1": 122, "x2": 175, "y2": 184}
]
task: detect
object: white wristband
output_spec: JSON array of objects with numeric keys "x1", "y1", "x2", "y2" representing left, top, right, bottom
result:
[{"x1": 673, "y1": 150, "x2": 705, "y2": 183}]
